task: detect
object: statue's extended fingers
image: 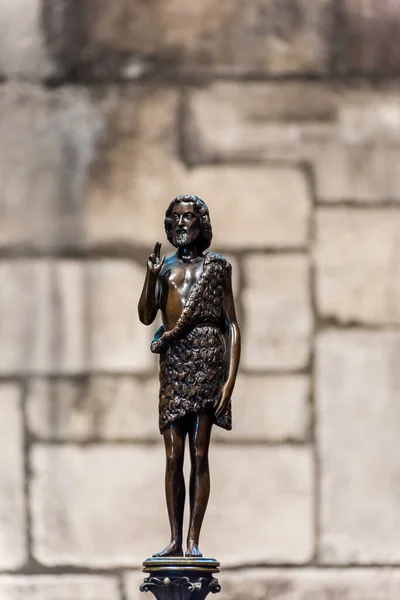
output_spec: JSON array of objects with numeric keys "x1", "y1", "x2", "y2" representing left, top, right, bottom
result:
[
  {"x1": 155, "y1": 242, "x2": 161, "y2": 259},
  {"x1": 152, "y1": 242, "x2": 159, "y2": 257}
]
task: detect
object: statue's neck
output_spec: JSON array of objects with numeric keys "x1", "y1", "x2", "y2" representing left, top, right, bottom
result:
[{"x1": 177, "y1": 245, "x2": 200, "y2": 262}]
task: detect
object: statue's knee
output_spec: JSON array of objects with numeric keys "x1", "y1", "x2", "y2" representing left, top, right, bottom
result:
[
  {"x1": 192, "y1": 450, "x2": 209, "y2": 474},
  {"x1": 166, "y1": 454, "x2": 183, "y2": 473}
]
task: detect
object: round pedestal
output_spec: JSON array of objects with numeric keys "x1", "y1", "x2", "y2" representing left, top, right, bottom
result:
[{"x1": 141, "y1": 557, "x2": 221, "y2": 600}]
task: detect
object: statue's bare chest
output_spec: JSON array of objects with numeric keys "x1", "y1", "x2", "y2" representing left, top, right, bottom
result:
[
  {"x1": 164, "y1": 260, "x2": 203, "y2": 299},
  {"x1": 159, "y1": 258, "x2": 205, "y2": 325}
]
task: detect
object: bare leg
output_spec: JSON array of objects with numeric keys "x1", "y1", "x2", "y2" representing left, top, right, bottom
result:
[
  {"x1": 186, "y1": 408, "x2": 213, "y2": 557},
  {"x1": 153, "y1": 421, "x2": 186, "y2": 557}
]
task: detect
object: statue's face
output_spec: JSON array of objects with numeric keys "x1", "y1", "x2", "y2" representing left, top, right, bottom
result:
[{"x1": 171, "y1": 202, "x2": 200, "y2": 248}]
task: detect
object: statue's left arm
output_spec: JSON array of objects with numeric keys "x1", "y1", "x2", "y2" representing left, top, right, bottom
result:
[{"x1": 215, "y1": 264, "x2": 241, "y2": 418}]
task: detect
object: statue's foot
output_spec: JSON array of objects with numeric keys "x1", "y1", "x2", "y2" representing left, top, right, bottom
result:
[
  {"x1": 185, "y1": 541, "x2": 203, "y2": 557},
  {"x1": 152, "y1": 541, "x2": 183, "y2": 557}
]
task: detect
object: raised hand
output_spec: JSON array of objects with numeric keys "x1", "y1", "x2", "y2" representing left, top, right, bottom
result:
[{"x1": 147, "y1": 242, "x2": 165, "y2": 275}]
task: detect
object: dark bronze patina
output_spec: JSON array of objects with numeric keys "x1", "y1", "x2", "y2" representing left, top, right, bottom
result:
[
  {"x1": 138, "y1": 195, "x2": 241, "y2": 560},
  {"x1": 141, "y1": 557, "x2": 220, "y2": 600}
]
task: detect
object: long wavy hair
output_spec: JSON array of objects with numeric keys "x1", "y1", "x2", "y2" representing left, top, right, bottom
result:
[{"x1": 165, "y1": 194, "x2": 212, "y2": 252}]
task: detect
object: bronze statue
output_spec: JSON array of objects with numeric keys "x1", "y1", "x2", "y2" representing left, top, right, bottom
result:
[{"x1": 138, "y1": 195, "x2": 241, "y2": 559}]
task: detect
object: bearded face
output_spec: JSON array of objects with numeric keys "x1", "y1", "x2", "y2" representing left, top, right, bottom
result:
[{"x1": 171, "y1": 202, "x2": 200, "y2": 248}]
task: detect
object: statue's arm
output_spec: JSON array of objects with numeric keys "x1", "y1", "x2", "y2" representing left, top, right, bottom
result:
[
  {"x1": 215, "y1": 265, "x2": 241, "y2": 417},
  {"x1": 138, "y1": 242, "x2": 164, "y2": 325}
]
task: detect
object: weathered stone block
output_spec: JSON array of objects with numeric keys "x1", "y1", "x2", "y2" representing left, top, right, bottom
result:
[
  {"x1": 27, "y1": 376, "x2": 160, "y2": 441},
  {"x1": 336, "y1": 0, "x2": 400, "y2": 75},
  {"x1": 31, "y1": 444, "x2": 171, "y2": 566},
  {"x1": 50, "y1": 261, "x2": 87, "y2": 373},
  {"x1": 86, "y1": 86, "x2": 182, "y2": 250},
  {"x1": 315, "y1": 208, "x2": 400, "y2": 324},
  {"x1": 0, "y1": 261, "x2": 85, "y2": 374},
  {"x1": 0, "y1": 83, "x2": 102, "y2": 252},
  {"x1": 0, "y1": 0, "x2": 54, "y2": 79},
  {"x1": 317, "y1": 330, "x2": 400, "y2": 563},
  {"x1": 128, "y1": 568, "x2": 400, "y2": 600},
  {"x1": 0, "y1": 384, "x2": 26, "y2": 568},
  {"x1": 186, "y1": 82, "x2": 337, "y2": 163},
  {"x1": 188, "y1": 167, "x2": 311, "y2": 250},
  {"x1": 0, "y1": 576, "x2": 119, "y2": 600},
  {"x1": 186, "y1": 82, "x2": 337, "y2": 165},
  {"x1": 187, "y1": 83, "x2": 400, "y2": 202},
  {"x1": 218, "y1": 569, "x2": 400, "y2": 600},
  {"x1": 203, "y1": 447, "x2": 314, "y2": 564},
  {"x1": 314, "y1": 96, "x2": 400, "y2": 202},
  {"x1": 213, "y1": 374, "x2": 310, "y2": 442},
  {"x1": 89, "y1": 261, "x2": 154, "y2": 373},
  {"x1": 31, "y1": 445, "x2": 313, "y2": 566},
  {"x1": 43, "y1": 0, "x2": 332, "y2": 78},
  {"x1": 87, "y1": 84, "x2": 311, "y2": 250},
  {"x1": 216, "y1": 569, "x2": 400, "y2": 600},
  {"x1": 27, "y1": 374, "x2": 309, "y2": 444},
  {"x1": 242, "y1": 255, "x2": 312, "y2": 370},
  {"x1": 124, "y1": 572, "x2": 144, "y2": 600}
]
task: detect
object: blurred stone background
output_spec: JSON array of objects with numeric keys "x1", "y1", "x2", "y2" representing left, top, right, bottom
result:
[{"x1": 1, "y1": 0, "x2": 400, "y2": 599}]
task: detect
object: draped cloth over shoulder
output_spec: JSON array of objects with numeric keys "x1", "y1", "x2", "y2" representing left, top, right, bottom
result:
[{"x1": 151, "y1": 252, "x2": 232, "y2": 433}]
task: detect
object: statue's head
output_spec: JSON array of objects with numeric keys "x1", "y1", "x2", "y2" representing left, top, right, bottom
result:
[{"x1": 165, "y1": 194, "x2": 212, "y2": 251}]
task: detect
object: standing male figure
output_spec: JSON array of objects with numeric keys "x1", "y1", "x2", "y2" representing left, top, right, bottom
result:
[{"x1": 138, "y1": 195, "x2": 241, "y2": 558}]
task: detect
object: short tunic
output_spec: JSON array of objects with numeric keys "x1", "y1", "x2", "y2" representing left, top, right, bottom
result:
[{"x1": 151, "y1": 252, "x2": 232, "y2": 433}]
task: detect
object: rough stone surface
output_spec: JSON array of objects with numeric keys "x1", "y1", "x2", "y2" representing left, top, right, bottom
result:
[
  {"x1": 27, "y1": 374, "x2": 309, "y2": 443},
  {"x1": 0, "y1": 83, "x2": 102, "y2": 252},
  {"x1": 31, "y1": 445, "x2": 166, "y2": 566},
  {"x1": 86, "y1": 86, "x2": 181, "y2": 249},
  {"x1": 27, "y1": 376, "x2": 160, "y2": 441},
  {"x1": 0, "y1": 384, "x2": 26, "y2": 569},
  {"x1": 86, "y1": 85, "x2": 310, "y2": 250},
  {"x1": 315, "y1": 95, "x2": 400, "y2": 202},
  {"x1": 317, "y1": 330, "x2": 400, "y2": 563},
  {"x1": 124, "y1": 572, "x2": 144, "y2": 600},
  {"x1": 203, "y1": 447, "x2": 314, "y2": 564},
  {"x1": 0, "y1": 576, "x2": 119, "y2": 600},
  {"x1": 187, "y1": 83, "x2": 400, "y2": 202},
  {"x1": 31, "y1": 445, "x2": 313, "y2": 566},
  {"x1": 0, "y1": 0, "x2": 54, "y2": 79},
  {"x1": 127, "y1": 568, "x2": 400, "y2": 600},
  {"x1": 89, "y1": 260, "x2": 154, "y2": 373},
  {"x1": 215, "y1": 569, "x2": 400, "y2": 600},
  {"x1": 42, "y1": 0, "x2": 332, "y2": 78},
  {"x1": 242, "y1": 255, "x2": 312, "y2": 370},
  {"x1": 315, "y1": 208, "x2": 400, "y2": 324},
  {"x1": 188, "y1": 167, "x2": 311, "y2": 250},
  {"x1": 186, "y1": 82, "x2": 338, "y2": 164},
  {"x1": 213, "y1": 374, "x2": 310, "y2": 442},
  {"x1": 0, "y1": 261, "x2": 85, "y2": 375},
  {"x1": 337, "y1": 0, "x2": 400, "y2": 75}
]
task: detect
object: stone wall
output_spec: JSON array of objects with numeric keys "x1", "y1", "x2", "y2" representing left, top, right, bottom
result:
[{"x1": 1, "y1": 1, "x2": 400, "y2": 599}]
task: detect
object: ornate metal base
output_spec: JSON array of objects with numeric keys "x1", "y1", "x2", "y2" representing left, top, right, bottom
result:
[{"x1": 141, "y1": 558, "x2": 221, "y2": 600}]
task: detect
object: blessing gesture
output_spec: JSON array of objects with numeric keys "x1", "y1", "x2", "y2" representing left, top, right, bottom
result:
[{"x1": 147, "y1": 242, "x2": 165, "y2": 275}]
